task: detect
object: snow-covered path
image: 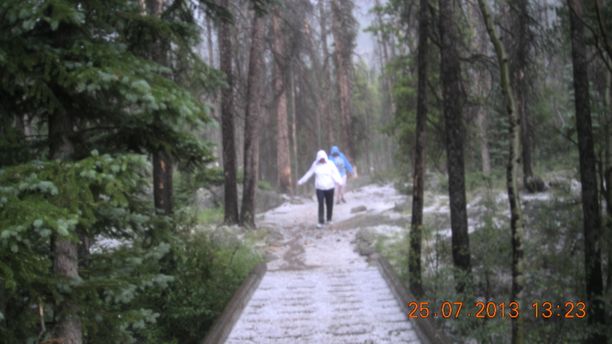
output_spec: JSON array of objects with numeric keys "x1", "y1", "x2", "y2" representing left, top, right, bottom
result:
[{"x1": 225, "y1": 184, "x2": 422, "y2": 343}]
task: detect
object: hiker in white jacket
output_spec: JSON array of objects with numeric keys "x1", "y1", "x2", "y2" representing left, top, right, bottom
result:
[{"x1": 297, "y1": 150, "x2": 345, "y2": 228}]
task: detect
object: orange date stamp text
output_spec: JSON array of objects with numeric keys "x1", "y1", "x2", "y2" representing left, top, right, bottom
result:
[{"x1": 406, "y1": 301, "x2": 587, "y2": 319}]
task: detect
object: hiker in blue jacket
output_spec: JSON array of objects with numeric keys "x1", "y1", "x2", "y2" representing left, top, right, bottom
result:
[{"x1": 328, "y1": 146, "x2": 354, "y2": 204}]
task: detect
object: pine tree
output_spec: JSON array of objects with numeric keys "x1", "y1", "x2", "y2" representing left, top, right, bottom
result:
[{"x1": 0, "y1": 0, "x2": 216, "y2": 341}]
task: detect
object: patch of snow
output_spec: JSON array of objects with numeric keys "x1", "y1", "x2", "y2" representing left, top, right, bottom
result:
[
  {"x1": 90, "y1": 237, "x2": 128, "y2": 253},
  {"x1": 423, "y1": 195, "x2": 450, "y2": 214},
  {"x1": 521, "y1": 192, "x2": 553, "y2": 202},
  {"x1": 570, "y1": 179, "x2": 581, "y2": 195}
]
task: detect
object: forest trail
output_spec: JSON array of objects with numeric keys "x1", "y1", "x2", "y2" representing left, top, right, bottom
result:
[{"x1": 225, "y1": 184, "x2": 422, "y2": 343}]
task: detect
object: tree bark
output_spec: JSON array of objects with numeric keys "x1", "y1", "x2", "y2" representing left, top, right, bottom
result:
[
  {"x1": 49, "y1": 110, "x2": 82, "y2": 344},
  {"x1": 218, "y1": 0, "x2": 240, "y2": 224},
  {"x1": 331, "y1": 0, "x2": 355, "y2": 159},
  {"x1": 605, "y1": 165, "x2": 612, "y2": 291},
  {"x1": 147, "y1": 0, "x2": 173, "y2": 215},
  {"x1": 478, "y1": 1, "x2": 525, "y2": 342},
  {"x1": 606, "y1": 165, "x2": 612, "y2": 291},
  {"x1": 319, "y1": 0, "x2": 334, "y2": 147},
  {"x1": 439, "y1": 0, "x2": 472, "y2": 293},
  {"x1": 241, "y1": 12, "x2": 266, "y2": 227},
  {"x1": 513, "y1": 0, "x2": 534, "y2": 189},
  {"x1": 303, "y1": 18, "x2": 326, "y2": 148},
  {"x1": 374, "y1": 0, "x2": 396, "y2": 124},
  {"x1": 477, "y1": 108, "x2": 491, "y2": 176},
  {"x1": 409, "y1": 0, "x2": 429, "y2": 298},
  {"x1": 467, "y1": 0, "x2": 492, "y2": 177},
  {"x1": 153, "y1": 150, "x2": 173, "y2": 214},
  {"x1": 567, "y1": 1, "x2": 607, "y2": 341},
  {"x1": 290, "y1": 65, "x2": 299, "y2": 188},
  {"x1": 273, "y1": 9, "x2": 293, "y2": 194}
]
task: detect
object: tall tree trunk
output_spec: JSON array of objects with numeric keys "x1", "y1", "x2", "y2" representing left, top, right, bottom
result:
[
  {"x1": 206, "y1": 18, "x2": 214, "y2": 66},
  {"x1": 15, "y1": 114, "x2": 25, "y2": 137},
  {"x1": 567, "y1": 1, "x2": 607, "y2": 341},
  {"x1": 467, "y1": 0, "x2": 492, "y2": 177},
  {"x1": 290, "y1": 64, "x2": 299, "y2": 189},
  {"x1": 49, "y1": 110, "x2": 82, "y2": 344},
  {"x1": 218, "y1": 0, "x2": 240, "y2": 224},
  {"x1": 409, "y1": 0, "x2": 429, "y2": 298},
  {"x1": 206, "y1": 15, "x2": 223, "y2": 166},
  {"x1": 331, "y1": 0, "x2": 355, "y2": 159},
  {"x1": 605, "y1": 71, "x2": 612, "y2": 292},
  {"x1": 512, "y1": 0, "x2": 539, "y2": 192},
  {"x1": 318, "y1": 0, "x2": 334, "y2": 147},
  {"x1": 606, "y1": 165, "x2": 612, "y2": 291},
  {"x1": 374, "y1": 0, "x2": 396, "y2": 123},
  {"x1": 477, "y1": 109, "x2": 491, "y2": 175},
  {"x1": 439, "y1": 0, "x2": 472, "y2": 293},
  {"x1": 241, "y1": 13, "x2": 266, "y2": 227},
  {"x1": 478, "y1": 1, "x2": 525, "y2": 342},
  {"x1": 273, "y1": 9, "x2": 293, "y2": 194},
  {"x1": 147, "y1": 0, "x2": 173, "y2": 215},
  {"x1": 303, "y1": 18, "x2": 325, "y2": 148},
  {"x1": 153, "y1": 151, "x2": 173, "y2": 214}
]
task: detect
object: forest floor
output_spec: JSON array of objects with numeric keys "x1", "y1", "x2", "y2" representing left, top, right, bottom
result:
[{"x1": 225, "y1": 182, "x2": 422, "y2": 343}]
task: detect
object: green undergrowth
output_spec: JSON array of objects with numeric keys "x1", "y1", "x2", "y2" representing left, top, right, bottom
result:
[
  {"x1": 139, "y1": 230, "x2": 262, "y2": 344},
  {"x1": 376, "y1": 185, "x2": 611, "y2": 343},
  {"x1": 197, "y1": 207, "x2": 224, "y2": 225}
]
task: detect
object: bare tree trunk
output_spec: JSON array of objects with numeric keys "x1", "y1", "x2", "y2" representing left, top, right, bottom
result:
[
  {"x1": 331, "y1": 0, "x2": 355, "y2": 158},
  {"x1": 469, "y1": 0, "x2": 492, "y2": 177},
  {"x1": 303, "y1": 18, "x2": 325, "y2": 149},
  {"x1": 153, "y1": 150, "x2": 173, "y2": 214},
  {"x1": 206, "y1": 14, "x2": 223, "y2": 166},
  {"x1": 567, "y1": 1, "x2": 607, "y2": 341},
  {"x1": 374, "y1": 0, "x2": 396, "y2": 122},
  {"x1": 477, "y1": 109, "x2": 491, "y2": 175},
  {"x1": 511, "y1": 0, "x2": 543, "y2": 192},
  {"x1": 605, "y1": 71, "x2": 612, "y2": 292},
  {"x1": 290, "y1": 65, "x2": 299, "y2": 189},
  {"x1": 273, "y1": 9, "x2": 293, "y2": 194},
  {"x1": 606, "y1": 166, "x2": 612, "y2": 291},
  {"x1": 439, "y1": 0, "x2": 472, "y2": 293},
  {"x1": 218, "y1": 0, "x2": 240, "y2": 224},
  {"x1": 319, "y1": 0, "x2": 334, "y2": 147},
  {"x1": 146, "y1": 0, "x2": 173, "y2": 215},
  {"x1": 206, "y1": 18, "x2": 214, "y2": 66},
  {"x1": 49, "y1": 110, "x2": 82, "y2": 344},
  {"x1": 241, "y1": 12, "x2": 266, "y2": 227},
  {"x1": 409, "y1": 0, "x2": 429, "y2": 298},
  {"x1": 15, "y1": 114, "x2": 25, "y2": 136},
  {"x1": 478, "y1": 1, "x2": 525, "y2": 342}
]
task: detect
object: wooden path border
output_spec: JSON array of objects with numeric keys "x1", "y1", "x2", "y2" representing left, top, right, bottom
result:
[
  {"x1": 201, "y1": 263, "x2": 267, "y2": 344},
  {"x1": 373, "y1": 254, "x2": 451, "y2": 344}
]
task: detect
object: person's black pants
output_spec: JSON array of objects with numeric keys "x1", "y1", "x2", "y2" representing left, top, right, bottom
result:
[{"x1": 316, "y1": 188, "x2": 335, "y2": 224}]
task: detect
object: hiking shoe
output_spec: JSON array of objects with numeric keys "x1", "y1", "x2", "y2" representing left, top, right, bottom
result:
[
  {"x1": 327, "y1": 220, "x2": 333, "y2": 225},
  {"x1": 316, "y1": 223, "x2": 323, "y2": 229}
]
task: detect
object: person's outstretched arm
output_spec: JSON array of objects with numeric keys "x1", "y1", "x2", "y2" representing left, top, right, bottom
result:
[{"x1": 297, "y1": 163, "x2": 315, "y2": 185}]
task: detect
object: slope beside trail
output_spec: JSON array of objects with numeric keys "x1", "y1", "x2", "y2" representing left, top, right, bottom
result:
[{"x1": 225, "y1": 184, "x2": 422, "y2": 344}]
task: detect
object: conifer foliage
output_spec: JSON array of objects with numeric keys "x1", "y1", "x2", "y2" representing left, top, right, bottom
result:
[{"x1": 0, "y1": 0, "x2": 219, "y2": 342}]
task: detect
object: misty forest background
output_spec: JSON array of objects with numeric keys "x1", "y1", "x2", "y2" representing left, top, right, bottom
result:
[{"x1": 1, "y1": 0, "x2": 612, "y2": 343}]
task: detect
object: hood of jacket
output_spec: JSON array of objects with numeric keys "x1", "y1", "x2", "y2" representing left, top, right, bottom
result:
[
  {"x1": 330, "y1": 146, "x2": 340, "y2": 155},
  {"x1": 316, "y1": 150, "x2": 328, "y2": 161}
]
